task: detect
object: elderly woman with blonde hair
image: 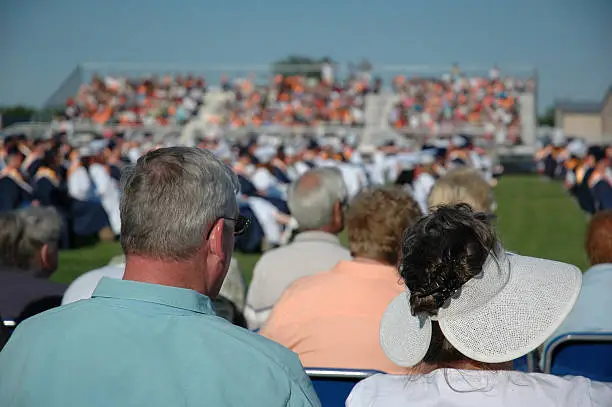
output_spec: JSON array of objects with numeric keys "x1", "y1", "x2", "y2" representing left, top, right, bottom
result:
[{"x1": 427, "y1": 167, "x2": 496, "y2": 213}]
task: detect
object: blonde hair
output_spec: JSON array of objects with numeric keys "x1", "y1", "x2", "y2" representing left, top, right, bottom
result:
[
  {"x1": 346, "y1": 186, "x2": 422, "y2": 265},
  {"x1": 427, "y1": 168, "x2": 495, "y2": 213}
]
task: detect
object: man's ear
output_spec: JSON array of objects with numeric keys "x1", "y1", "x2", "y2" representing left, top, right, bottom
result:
[
  {"x1": 40, "y1": 243, "x2": 50, "y2": 269},
  {"x1": 333, "y1": 200, "x2": 343, "y2": 226},
  {"x1": 208, "y1": 219, "x2": 226, "y2": 259}
]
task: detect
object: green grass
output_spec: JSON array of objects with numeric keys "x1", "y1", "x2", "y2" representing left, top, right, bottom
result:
[
  {"x1": 495, "y1": 176, "x2": 588, "y2": 270},
  {"x1": 51, "y1": 175, "x2": 589, "y2": 285}
]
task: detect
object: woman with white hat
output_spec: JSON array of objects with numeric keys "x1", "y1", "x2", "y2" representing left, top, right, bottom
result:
[{"x1": 347, "y1": 204, "x2": 612, "y2": 407}]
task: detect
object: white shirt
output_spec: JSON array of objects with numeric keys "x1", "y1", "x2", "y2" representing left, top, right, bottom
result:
[
  {"x1": 347, "y1": 370, "x2": 612, "y2": 407},
  {"x1": 412, "y1": 172, "x2": 436, "y2": 214},
  {"x1": 62, "y1": 260, "x2": 246, "y2": 311},
  {"x1": 89, "y1": 163, "x2": 122, "y2": 235},
  {"x1": 67, "y1": 166, "x2": 92, "y2": 201},
  {"x1": 251, "y1": 168, "x2": 276, "y2": 191}
]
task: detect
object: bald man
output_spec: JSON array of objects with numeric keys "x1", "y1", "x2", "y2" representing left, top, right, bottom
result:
[{"x1": 245, "y1": 168, "x2": 352, "y2": 330}]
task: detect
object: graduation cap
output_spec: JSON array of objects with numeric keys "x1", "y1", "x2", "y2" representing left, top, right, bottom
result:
[
  {"x1": 588, "y1": 146, "x2": 606, "y2": 162},
  {"x1": 306, "y1": 139, "x2": 320, "y2": 150},
  {"x1": 435, "y1": 147, "x2": 448, "y2": 159},
  {"x1": 5, "y1": 146, "x2": 24, "y2": 159}
]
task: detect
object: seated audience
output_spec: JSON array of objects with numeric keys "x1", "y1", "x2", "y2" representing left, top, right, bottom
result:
[
  {"x1": 427, "y1": 167, "x2": 496, "y2": 213},
  {"x1": 62, "y1": 256, "x2": 247, "y2": 326},
  {"x1": 0, "y1": 207, "x2": 66, "y2": 324},
  {"x1": 347, "y1": 204, "x2": 612, "y2": 406},
  {"x1": 262, "y1": 187, "x2": 421, "y2": 373},
  {"x1": 0, "y1": 147, "x2": 34, "y2": 213},
  {"x1": 544, "y1": 210, "x2": 612, "y2": 348},
  {"x1": 245, "y1": 167, "x2": 351, "y2": 330},
  {"x1": 0, "y1": 147, "x2": 320, "y2": 407}
]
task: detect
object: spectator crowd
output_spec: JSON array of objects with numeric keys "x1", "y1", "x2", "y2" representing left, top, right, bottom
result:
[
  {"x1": 0, "y1": 123, "x2": 611, "y2": 405},
  {"x1": 58, "y1": 64, "x2": 532, "y2": 140},
  {"x1": 389, "y1": 65, "x2": 533, "y2": 142},
  {"x1": 535, "y1": 132, "x2": 612, "y2": 214}
]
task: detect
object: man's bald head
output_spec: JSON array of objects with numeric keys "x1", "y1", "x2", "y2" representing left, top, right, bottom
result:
[{"x1": 287, "y1": 167, "x2": 348, "y2": 232}]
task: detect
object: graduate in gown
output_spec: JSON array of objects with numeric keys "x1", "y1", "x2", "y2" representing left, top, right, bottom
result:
[
  {"x1": 66, "y1": 148, "x2": 113, "y2": 240},
  {"x1": 0, "y1": 148, "x2": 34, "y2": 213},
  {"x1": 87, "y1": 144, "x2": 122, "y2": 236},
  {"x1": 33, "y1": 148, "x2": 72, "y2": 248}
]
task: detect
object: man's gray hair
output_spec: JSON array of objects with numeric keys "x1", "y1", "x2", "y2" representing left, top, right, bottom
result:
[
  {"x1": 287, "y1": 167, "x2": 348, "y2": 231},
  {"x1": 120, "y1": 147, "x2": 239, "y2": 261},
  {"x1": 0, "y1": 206, "x2": 62, "y2": 270}
]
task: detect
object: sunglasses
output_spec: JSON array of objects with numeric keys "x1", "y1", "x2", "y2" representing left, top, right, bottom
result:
[
  {"x1": 228, "y1": 215, "x2": 250, "y2": 236},
  {"x1": 206, "y1": 215, "x2": 250, "y2": 239}
]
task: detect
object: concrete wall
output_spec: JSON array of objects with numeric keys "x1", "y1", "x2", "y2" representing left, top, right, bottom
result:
[{"x1": 561, "y1": 113, "x2": 603, "y2": 142}]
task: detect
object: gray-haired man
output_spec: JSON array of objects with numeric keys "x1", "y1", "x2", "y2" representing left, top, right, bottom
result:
[
  {"x1": 245, "y1": 167, "x2": 352, "y2": 330},
  {"x1": 0, "y1": 206, "x2": 66, "y2": 324},
  {"x1": 0, "y1": 147, "x2": 321, "y2": 407}
]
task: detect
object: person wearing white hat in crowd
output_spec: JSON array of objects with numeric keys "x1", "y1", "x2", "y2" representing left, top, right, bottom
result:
[
  {"x1": 88, "y1": 141, "x2": 122, "y2": 236},
  {"x1": 252, "y1": 146, "x2": 285, "y2": 200},
  {"x1": 412, "y1": 152, "x2": 437, "y2": 215},
  {"x1": 347, "y1": 204, "x2": 612, "y2": 407},
  {"x1": 282, "y1": 146, "x2": 300, "y2": 181}
]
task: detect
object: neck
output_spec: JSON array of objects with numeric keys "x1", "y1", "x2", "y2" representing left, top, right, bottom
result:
[
  {"x1": 416, "y1": 360, "x2": 513, "y2": 374},
  {"x1": 123, "y1": 255, "x2": 208, "y2": 294},
  {"x1": 351, "y1": 256, "x2": 388, "y2": 266},
  {"x1": 309, "y1": 225, "x2": 338, "y2": 235}
]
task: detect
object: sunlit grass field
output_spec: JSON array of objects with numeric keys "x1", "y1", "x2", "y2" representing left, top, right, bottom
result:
[{"x1": 51, "y1": 175, "x2": 589, "y2": 286}]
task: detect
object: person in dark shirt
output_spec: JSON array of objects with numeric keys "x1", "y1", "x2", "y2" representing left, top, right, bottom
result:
[
  {"x1": 0, "y1": 147, "x2": 34, "y2": 213},
  {"x1": 0, "y1": 206, "x2": 67, "y2": 324}
]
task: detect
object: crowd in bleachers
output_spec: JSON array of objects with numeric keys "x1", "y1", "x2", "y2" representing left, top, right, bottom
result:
[
  {"x1": 65, "y1": 74, "x2": 208, "y2": 126},
  {"x1": 220, "y1": 73, "x2": 368, "y2": 128},
  {"x1": 534, "y1": 131, "x2": 612, "y2": 214},
  {"x1": 1, "y1": 129, "x2": 611, "y2": 406},
  {"x1": 389, "y1": 65, "x2": 533, "y2": 142},
  {"x1": 60, "y1": 64, "x2": 533, "y2": 138}
]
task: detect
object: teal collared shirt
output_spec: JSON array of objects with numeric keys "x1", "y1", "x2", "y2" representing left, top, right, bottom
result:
[{"x1": 0, "y1": 278, "x2": 321, "y2": 407}]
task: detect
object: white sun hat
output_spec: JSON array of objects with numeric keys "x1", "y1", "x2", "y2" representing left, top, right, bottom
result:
[{"x1": 380, "y1": 244, "x2": 582, "y2": 367}]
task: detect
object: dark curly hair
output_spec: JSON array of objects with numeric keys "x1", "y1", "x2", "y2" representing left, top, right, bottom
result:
[{"x1": 398, "y1": 203, "x2": 497, "y2": 364}]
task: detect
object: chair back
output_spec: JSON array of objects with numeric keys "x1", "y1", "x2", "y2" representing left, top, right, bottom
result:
[
  {"x1": 306, "y1": 368, "x2": 382, "y2": 407},
  {"x1": 513, "y1": 352, "x2": 536, "y2": 372},
  {"x1": 542, "y1": 332, "x2": 612, "y2": 381}
]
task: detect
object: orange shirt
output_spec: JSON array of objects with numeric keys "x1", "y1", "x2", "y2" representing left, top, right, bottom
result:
[{"x1": 261, "y1": 260, "x2": 409, "y2": 374}]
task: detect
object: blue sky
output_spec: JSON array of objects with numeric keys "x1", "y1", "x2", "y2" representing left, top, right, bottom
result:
[{"x1": 1, "y1": 0, "x2": 610, "y2": 112}]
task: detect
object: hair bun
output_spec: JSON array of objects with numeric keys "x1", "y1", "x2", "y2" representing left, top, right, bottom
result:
[{"x1": 398, "y1": 204, "x2": 496, "y2": 316}]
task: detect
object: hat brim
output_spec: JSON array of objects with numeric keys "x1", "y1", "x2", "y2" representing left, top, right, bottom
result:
[{"x1": 380, "y1": 254, "x2": 582, "y2": 367}]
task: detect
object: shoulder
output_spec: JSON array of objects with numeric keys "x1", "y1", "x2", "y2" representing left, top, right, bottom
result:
[
  {"x1": 0, "y1": 176, "x2": 17, "y2": 189},
  {"x1": 348, "y1": 374, "x2": 406, "y2": 407},
  {"x1": 62, "y1": 266, "x2": 124, "y2": 305},
  {"x1": 273, "y1": 270, "x2": 336, "y2": 308},
  {"x1": 206, "y1": 317, "x2": 312, "y2": 385},
  {"x1": 252, "y1": 246, "x2": 292, "y2": 274}
]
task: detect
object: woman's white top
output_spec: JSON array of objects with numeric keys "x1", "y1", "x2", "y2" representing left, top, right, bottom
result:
[{"x1": 347, "y1": 370, "x2": 612, "y2": 407}]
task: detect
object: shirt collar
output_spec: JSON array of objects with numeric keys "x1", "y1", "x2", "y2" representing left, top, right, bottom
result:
[
  {"x1": 585, "y1": 263, "x2": 612, "y2": 276},
  {"x1": 332, "y1": 260, "x2": 402, "y2": 281},
  {"x1": 293, "y1": 230, "x2": 342, "y2": 245},
  {"x1": 92, "y1": 277, "x2": 215, "y2": 315}
]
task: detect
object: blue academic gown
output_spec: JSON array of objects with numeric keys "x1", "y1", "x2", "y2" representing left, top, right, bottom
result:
[
  {"x1": 237, "y1": 174, "x2": 257, "y2": 197},
  {"x1": 24, "y1": 158, "x2": 43, "y2": 182},
  {"x1": 270, "y1": 166, "x2": 291, "y2": 184},
  {"x1": 109, "y1": 164, "x2": 122, "y2": 182},
  {"x1": 0, "y1": 173, "x2": 33, "y2": 213},
  {"x1": 33, "y1": 168, "x2": 72, "y2": 248},
  {"x1": 590, "y1": 171, "x2": 612, "y2": 211},
  {"x1": 234, "y1": 202, "x2": 265, "y2": 254},
  {"x1": 576, "y1": 167, "x2": 596, "y2": 215}
]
